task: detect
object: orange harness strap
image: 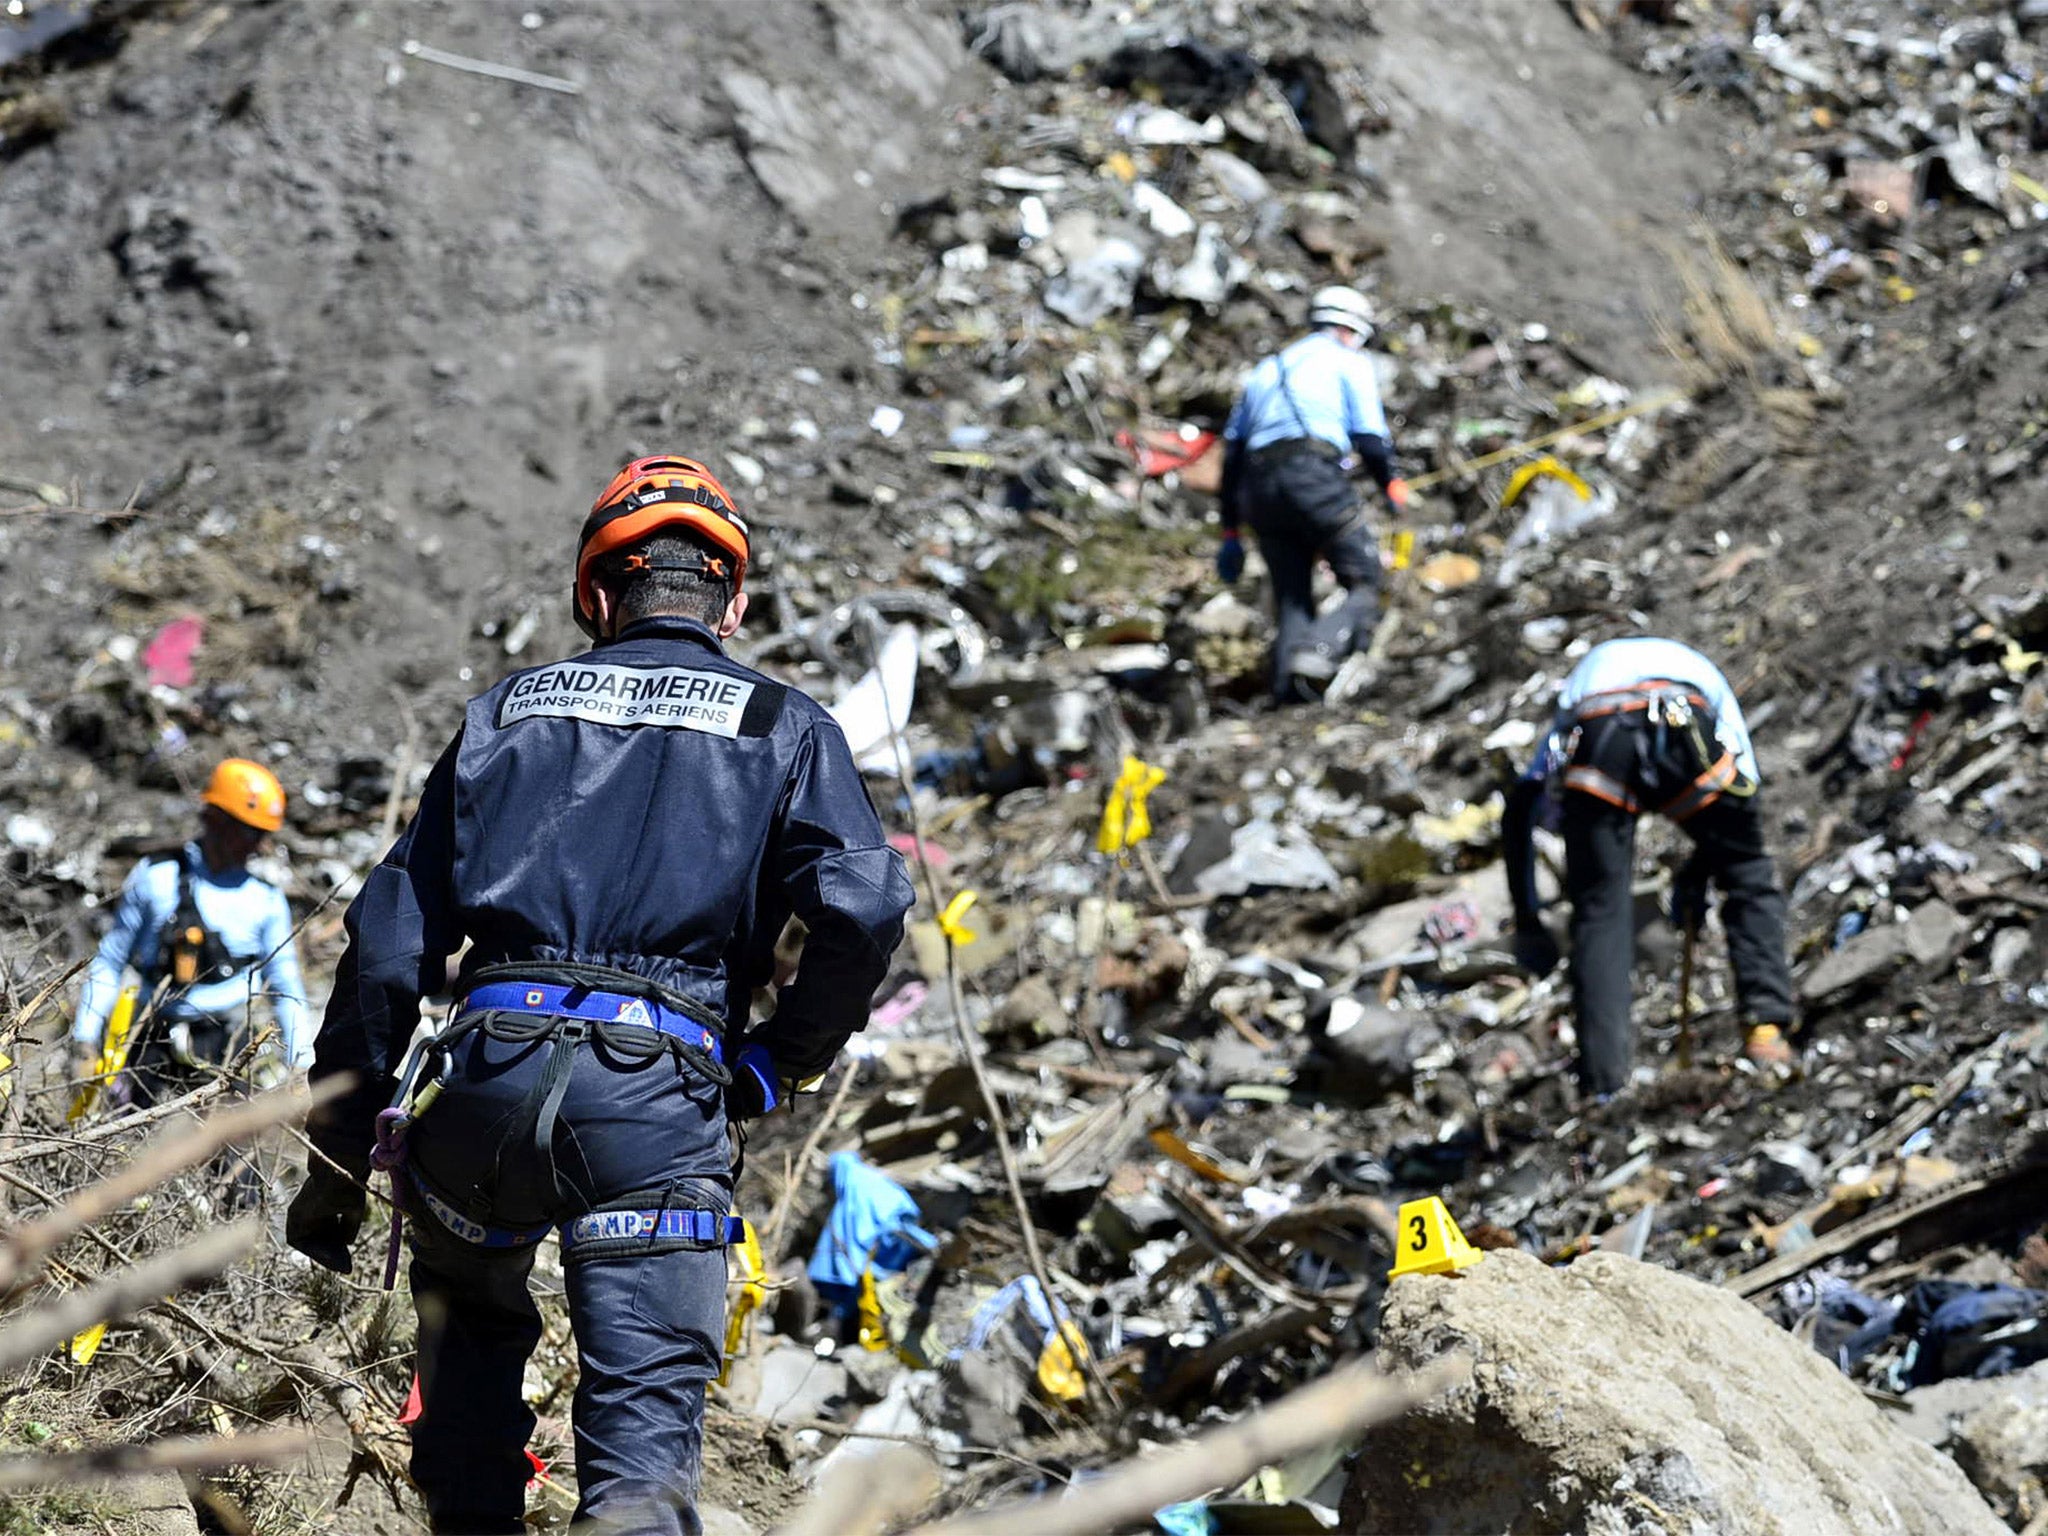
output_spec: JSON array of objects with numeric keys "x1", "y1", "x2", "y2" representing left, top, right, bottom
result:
[{"x1": 1569, "y1": 678, "x2": 1711, "y2": 721}]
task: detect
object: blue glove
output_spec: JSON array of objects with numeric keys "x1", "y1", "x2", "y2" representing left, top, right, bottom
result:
[
  {"x1": 1669, "y1": 868, "x2": 1711, "y2": 933},
  {"x1": 1217, "y1": 533, "x2": 1245, "y2": 584},
  {"x1": 726, "y1": 1043, "x2": 783, "y2": 1120}
]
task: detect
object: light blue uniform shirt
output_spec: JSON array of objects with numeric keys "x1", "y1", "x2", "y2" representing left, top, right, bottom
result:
[
  {"x1": 71, "y1": 842, "x2": 310, "y2": 1066},
  {"x1": 1527, "y1": 637, "x2": 1760, "y2": 788},
  {"x1": 1222, "y1": 332, "x2": 1390, "y2": 454}
]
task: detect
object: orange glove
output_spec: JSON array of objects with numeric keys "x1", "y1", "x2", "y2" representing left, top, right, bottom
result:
[{"x1": 1386, "y1": 477, "x2": 1412, "y2": 510}]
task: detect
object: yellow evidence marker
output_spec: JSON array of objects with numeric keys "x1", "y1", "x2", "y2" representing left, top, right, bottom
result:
[{"x1": 1388, "y1": 1196, "x2": 1485, "y2": 1280}]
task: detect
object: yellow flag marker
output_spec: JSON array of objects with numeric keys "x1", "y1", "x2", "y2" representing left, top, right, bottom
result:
[
  {"x1": 937, "y1": 890, "x2": 980, "y2": 947},
  {"x1": 716, "y1": 1221, "x2": 768, "y2": 1388},
  {"x1": 69, "y1": 1322, "x2": 108, "y2": 1367},
  {"x1": 1097, "y1": 756, "x2": 1168, "y2": 855},
  {"x1": 1035, "y1": 1318, "x2": 1090, "y2": 1403},
  {"x1": 856, "y1": 1267, "x2": 891, "y2": 1353},
  {"x1": 1387, "y1": 1196, "x2": 1485, "y2": 1280},
  {"x1": 1499, "y1": 456, "x2": 1591, "y2": 510}
]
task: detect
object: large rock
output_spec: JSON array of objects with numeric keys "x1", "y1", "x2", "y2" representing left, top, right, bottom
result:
[
  {"x1": 1799, "y1": 902, "x2": 1968, "y2": 1002},
  {"x1": 1346, "y1": 1250, "x2": 2005, "y2": 1535},
  {"x1": 1899, "y1": 1360, "x2": 2048, "y2": 1527}
]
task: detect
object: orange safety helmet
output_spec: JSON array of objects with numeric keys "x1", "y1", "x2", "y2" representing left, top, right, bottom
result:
[
  {"x1": 202, "y1": 758, "x2": 286, "y2": 832},
  {"x1": 574, "y1": 455, "x2": 750, "y2": 638}
]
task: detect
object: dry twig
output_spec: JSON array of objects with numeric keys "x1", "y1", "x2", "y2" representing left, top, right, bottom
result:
[
  {"x1": 0, "y1": 1078, "x2": 344, "y2": 1295},
  {"x1": 0, "y1": 1426, "x2": 309, "y2": 1491},
  {"x1": 0, "y1": 1219, "x2": 259, "y2": 1374},
  {"x1": 0, "y1": 1078, "x2": 228, "y2": 1167},
  {"x1": 763, "y1": 1060, "x2": 860, "y2": 1261},
  {"x1": 860, "y1": 614, "x2": 1109, "y2": 1407},
  {"x1": 895, "y1": 1354, "x2": 1470, "y2": 1536}
]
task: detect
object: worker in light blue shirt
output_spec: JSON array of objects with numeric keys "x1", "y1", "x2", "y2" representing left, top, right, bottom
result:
[
  {"x1": 1530, "y1": 637, "x2": 1760, "y2": 788},
  {"x1": 1500, "y1": 638, "x2": 1795, "y2": 1094},
  {"x1": 71, "y1": 758, "x2": 308, "y2": 1101},
  {"x1": 1217, "y1": 284, "x2": 1410, "y2": 701}
]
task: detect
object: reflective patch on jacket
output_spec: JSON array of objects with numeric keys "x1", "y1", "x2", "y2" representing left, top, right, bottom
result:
[{"x1": 498, "y1": 662, "x2": 757, "y2": 737}]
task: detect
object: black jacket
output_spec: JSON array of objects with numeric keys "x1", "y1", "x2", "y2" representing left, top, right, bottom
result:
[{"x1": 310, "y1": 615, "x2": 914, "y2": 1172}]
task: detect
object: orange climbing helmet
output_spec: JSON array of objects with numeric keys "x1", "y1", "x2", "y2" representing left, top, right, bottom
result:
[
  {"x1": 202, "y1": 758, "x2": 285, "y2": 832},
  {"x1": 574, "y1": 455, "x2": 750, "y2": 638}
]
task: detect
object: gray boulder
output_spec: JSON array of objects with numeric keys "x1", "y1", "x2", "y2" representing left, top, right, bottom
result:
[
  {"x1": 1900, "y1": 1359, "x2": 2048, "y2": 1528},
  {"x1": 1346, "y1": 1249, "x2": 2006, "y2": 1535}
]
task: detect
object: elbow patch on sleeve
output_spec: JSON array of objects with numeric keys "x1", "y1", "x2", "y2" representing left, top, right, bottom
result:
[{"x1": 812, "y1": 846, "x2": 916, "y2": 947}]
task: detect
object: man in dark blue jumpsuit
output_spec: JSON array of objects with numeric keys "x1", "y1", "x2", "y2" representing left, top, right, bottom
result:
[{"x1": 285, "y1": 456, "x2": 915, "y2": 1535}]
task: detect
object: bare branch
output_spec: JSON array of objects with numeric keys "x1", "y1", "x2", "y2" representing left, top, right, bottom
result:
[
  {"x1": 0, "y1": 1427, "x2": 309, "y2": 1492},
  {"x1": 0, "y1": 1078, "x2": 228, "y2": 1167},
  {"x1": 883, "y1": 1355, "x2": 1471, "y2": 1536},
  {"x1": 763, "y1": 1061, "x2": 860, "y2": 1260},
  {"x1": 0, "y1": 1077, "x2": 346, "y2": 1294},
  {"x1": 0, "y1": 1219, "x2": 259, "y2": 1374},
  {"x1": 769, "y1": 1444, "x2": 941, "y2": 1536},
  {"x1": 0, "y1": 957, "x2": 90, "y2": 1047}
]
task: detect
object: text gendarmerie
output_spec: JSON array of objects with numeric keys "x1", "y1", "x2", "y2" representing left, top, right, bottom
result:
[{"x1": 497, "y1": 663, "x2": 758, "y2": 738}]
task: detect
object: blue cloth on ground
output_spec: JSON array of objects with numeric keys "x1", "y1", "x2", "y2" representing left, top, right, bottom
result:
[{"x1": 807, "y1": 1150, "x2": 935, "y2": 1298}]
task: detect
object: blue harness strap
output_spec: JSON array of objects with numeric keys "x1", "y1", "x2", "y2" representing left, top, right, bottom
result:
[
  {"x1": 560, "y1": 1207, "x2": 746, "y2": 1252},
  {"x1": 407, "y1": 1167, "x2": 742, "y2": 1252},
  {"x1": 462, "y1": 981, "x2": 723, "y2": 1061},
  {"x1": 408, "y1": 1167, "x2": 553, "y2": 1249}
]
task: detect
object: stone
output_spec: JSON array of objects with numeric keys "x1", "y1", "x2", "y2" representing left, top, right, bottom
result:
[
  {"x1": 1990, "y1": 926, "x2": 2038, "y2": 982},
  {"x1": 1312, "y1": 998, "x2": 1445, "y2": 1102},
  {"x1": 700, "y1": 1504, "x2": 759, "y2": 1536},
  {"x1": 747, "y1": 1342, "x2": 851, "y2": 1426},
  {"x1": 63, "y1": 1474, "x2": 198, "y2": 1536},
  {"x1": 1346, "y1": 1249, "x2": 2006, "y2": 1535},
  {"x1": 994, "y1": 973, "x2": 1068, "y2": 1041},
  {"x1": 1900, "y1": 1360, "x2": 2048, "y2": 1527},
  {"x1": 1800, "y1": 901, "x2": 1969, "y2": 1003}
]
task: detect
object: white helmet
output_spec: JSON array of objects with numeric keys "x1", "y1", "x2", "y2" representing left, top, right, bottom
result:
[{"x1": 1307, "y1": 284, "x2": 1376, "y2": 340}]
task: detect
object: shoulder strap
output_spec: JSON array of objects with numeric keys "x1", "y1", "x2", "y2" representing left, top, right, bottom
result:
[{"x1": 1274, "y1": 342, "x2": 1317, "y2": 443}]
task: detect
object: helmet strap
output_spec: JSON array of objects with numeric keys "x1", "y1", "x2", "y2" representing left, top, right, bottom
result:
[{"x1": 619, "y1": 551, "x2": 731, "y2": 581}]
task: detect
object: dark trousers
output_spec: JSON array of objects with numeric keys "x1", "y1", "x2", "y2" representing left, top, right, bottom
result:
[
  {"x1": 1240, "y1": 448, "x2": 1378, "y2": 701},
  {"x1": 404, "y1": 1021, "x2": 732, "y2": 1535},
  {"x1": 129, "y1": 1014, "x2": 269, "y2": 1210},
  {"x1": 1563, "y1": 719, "x2": 1794, "y2": 1094},
  {"x1": 129, "y1": 1013, "x2": 233, "y2": 1106}
]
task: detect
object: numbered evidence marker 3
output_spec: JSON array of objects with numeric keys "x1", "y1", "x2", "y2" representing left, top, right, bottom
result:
[{"x1": 1388, "y1": 1196, "x2": 1485, "y2": 1280}]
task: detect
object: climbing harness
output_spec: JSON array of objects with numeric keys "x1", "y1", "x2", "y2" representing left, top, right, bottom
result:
[
  {"x1": 154, "y1": 854, "x2": 261, "y2": 989},
  {"x1": 370, "y1": 962, "x2": 745, "y2": 1287},
  {"x1": 1560, "y1": 679, "x2": 1753, "y2": 822}
]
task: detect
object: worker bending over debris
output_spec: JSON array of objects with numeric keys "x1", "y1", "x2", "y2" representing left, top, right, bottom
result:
[
  {"x1": 69, "y1": 757, "x2": 307, "y2": 1104},
  {"x1": 1501, "y1": 636, "x2": 1797, "y2": 1095},
  {"x1": 287, "y1": 457, "x2": 913, "y2": 1536},
  {"x1": 1216, "y1": 283, "x2": 1410, "y2": 702}
]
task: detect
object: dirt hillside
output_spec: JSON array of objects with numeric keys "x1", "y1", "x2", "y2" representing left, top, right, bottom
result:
[{"x1": 3, "y1": 0, "x2": 2047, "y2": 1531}]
